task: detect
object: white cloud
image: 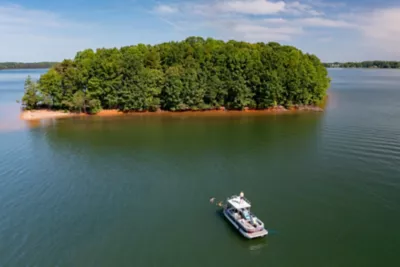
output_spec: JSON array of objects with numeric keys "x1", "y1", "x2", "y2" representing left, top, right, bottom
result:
[
  {"x1": 191, "y1": 0, "x2": 328, "y2": 17},
  {"x1": 6, "y1": 1, "x2": 399, "y2": 62},
  {"x1": 153, "y1": 4, "x2": 178, "y2": 14},
  {"x1": 304, "y1": 0, "x2": 346, "y2": 9},
  {"x1": 215, "y1": 0, "x2": 286, "y2": 15},
  {"x1": 263, "y1": 18, "x2": 287, "y2": 24},
  {"x1": 150, "y1": 1, "x2": 360, "y2": 44},
  {"x1": 0, "y1": 4, "x2": 81, "y2": 29},
  {"x1": 157, "y1": 17, "x2": 184, "y2": 32},
  {"x1": 211, "y1": 18, "x2": 303, "y2": 42},
  {"x1": 285, "y1": 1, "x2": 323, "y2": 16},
  {"x1": 262, "y1": 16, "x2": 353, "y2": 29},
  {"x1": 357, "y1": 8, "x2": 400, "y2": 57},
  {"x1": 234, "y1": 23, "x2": 302, "y2": 35},
  {"x1": 296, "y1": 17, "x2": 354, "y2": 28},
  {"x1": 317, "y1": 36, "x2": 333, "y2": 42},
  {"x1": 0, "y1": 4, "x2": 94, "y2": 61}
]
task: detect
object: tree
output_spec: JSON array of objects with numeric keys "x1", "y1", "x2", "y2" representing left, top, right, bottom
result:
[
  {"x1": 22, "y1": 76, "x2": 40, "y2": 109},
  {"x1": 21, "y1": 37, "x2": 330, "y2": 113},
  {"x1": 72, "y1": 91, "x2": 86, "y2": 113},
  {"x1": 38, "y1": 68, "x2": 62, "y2": 108}
]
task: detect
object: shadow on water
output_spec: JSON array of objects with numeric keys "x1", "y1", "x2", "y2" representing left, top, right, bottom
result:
[{"x1": 37, "y1": 113, "x2": 324, "y2": 154}]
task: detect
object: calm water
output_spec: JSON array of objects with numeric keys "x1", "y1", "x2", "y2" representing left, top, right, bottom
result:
[{"x1": 0, "y1": 69, "x2": 400, "y2": 266}]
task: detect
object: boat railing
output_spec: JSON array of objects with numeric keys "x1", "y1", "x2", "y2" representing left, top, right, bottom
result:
[{"x1": 227, "y1": 195, "x2": 251, "y2": 205}]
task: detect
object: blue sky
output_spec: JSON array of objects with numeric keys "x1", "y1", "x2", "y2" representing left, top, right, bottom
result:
[{"x1": 1, "y1": 0, "x2": 400, "y2": 62}]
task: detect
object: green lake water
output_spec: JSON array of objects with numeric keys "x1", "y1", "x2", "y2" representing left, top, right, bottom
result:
[{"x1": 0, "y1": 68, "x2": 399, "y2": 266}]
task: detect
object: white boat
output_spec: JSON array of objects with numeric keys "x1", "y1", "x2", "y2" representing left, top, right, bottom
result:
[{"x1": 222, "y1": 193, "x2": 268, "y2": 239}]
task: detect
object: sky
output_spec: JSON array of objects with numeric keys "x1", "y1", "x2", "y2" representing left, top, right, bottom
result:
[{"x1": 1, "y1": 0, "x2": 400, "y2": 62}]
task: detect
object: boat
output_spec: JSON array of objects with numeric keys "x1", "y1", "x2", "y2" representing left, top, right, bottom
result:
[{"x1": 222, "y1": 192, "x2": 268, "y2": 239}]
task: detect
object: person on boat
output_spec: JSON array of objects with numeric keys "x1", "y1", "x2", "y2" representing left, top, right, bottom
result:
[
  {"x1": 240, "y1": 192, "x2": 244, "y2": 203},
  {"x1": 252, "y1": 216, "x2": 258, "y2": 227},
  {"x1": 243, "y1": 209, "x2": 251, "y2": 221}
]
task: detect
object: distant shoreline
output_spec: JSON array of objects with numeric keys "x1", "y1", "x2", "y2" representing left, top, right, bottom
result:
[
  {"x1": 20, "y1": 106, "x2": 324, "y2": 121},
  {"x1": 323, "y1": 61, "x2": 400, "y2": 69},
  {"x1": 0, "y1": 67, "x2": 50, "y2": 71},
  {"x1": 0, "y1": 62, "x2": 57, "y2": 71}
]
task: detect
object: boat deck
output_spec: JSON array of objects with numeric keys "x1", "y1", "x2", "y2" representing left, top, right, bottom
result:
[
  {"x1": 229, "y1": 210, "x2": 263, "y2": 231},
  {"x1": 240, "y1": 218, "x2": 257, "y2": 229},
  {"x1": 245, "y1": 229, "x2": 268, "y2": 239}
]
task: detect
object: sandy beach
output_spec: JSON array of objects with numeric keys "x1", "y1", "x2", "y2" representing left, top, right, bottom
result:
[
  {"x1": 20, "y1": 110, "x2": 79, "y2": 120},
  {"x1": 19, "y1": 105, "x2": 323, "y2": 121}
]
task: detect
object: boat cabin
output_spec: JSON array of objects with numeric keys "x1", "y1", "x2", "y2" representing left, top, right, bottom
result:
[{"x1": 226, "y1": 195, "x2": 252, "y2": 220}]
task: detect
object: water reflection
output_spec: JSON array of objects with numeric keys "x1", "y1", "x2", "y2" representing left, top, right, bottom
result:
[
  {"x1": 39, "y1": 114, "x2": 323, "y2": 152},
  {"x1": 0, "y1": 69, "x2": 48, "y2": 132},
  {"x1": 247, "y1": 239, "x2": 268, "y2": 254}
]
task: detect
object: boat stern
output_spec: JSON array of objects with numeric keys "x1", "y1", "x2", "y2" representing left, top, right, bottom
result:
[{"x1": 240, "y1": 228, "x2": 268, "y2": 239}]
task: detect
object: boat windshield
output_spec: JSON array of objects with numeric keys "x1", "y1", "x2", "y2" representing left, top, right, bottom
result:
[{"x1": 242, "y1": 210, "x2": 251, "y2": 220}]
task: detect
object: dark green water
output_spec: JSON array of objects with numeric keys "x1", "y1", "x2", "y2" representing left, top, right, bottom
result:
[{"x1": 0, "y1": 69, "x2": 400, "y2": 266}]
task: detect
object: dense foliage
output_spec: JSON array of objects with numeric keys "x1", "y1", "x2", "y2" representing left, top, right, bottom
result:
[
  {"x1": 22, "y1": 37, "x2": 330, "y2": 113},
  {"x1": 324, "y1": 61, "x2": 400, "y2": 69},
  {"x1": 0, "y1": 62, "x2": 57, "y2": 70}
]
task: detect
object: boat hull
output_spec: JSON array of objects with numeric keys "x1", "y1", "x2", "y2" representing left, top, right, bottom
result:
[{"x1": 223, "y1": 209, "x2": 268, "y2": 239}]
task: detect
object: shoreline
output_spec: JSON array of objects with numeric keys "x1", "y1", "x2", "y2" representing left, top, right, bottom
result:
[
  {"x1": 20, "y1": 110, "x2": 79, "y2": 121},
  {"x1": 20, "y1": 106, "x2": 324, "y2": 121}
]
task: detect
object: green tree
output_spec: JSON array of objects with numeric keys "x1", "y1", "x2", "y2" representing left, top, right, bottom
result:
[
  {"x1": 22, "y1": 37, "x2": 330, "y2": 113},
  {"x1": 22, "y1": 76, "x2": 40, "y2": 109},
  {"x1": 38, "y1": 69, "x2": 63, "y2": 108}
]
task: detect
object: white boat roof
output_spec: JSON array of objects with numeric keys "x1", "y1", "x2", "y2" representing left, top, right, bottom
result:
[{"x1": 227, "y1": 196, "x2": 251, "y2": 209}]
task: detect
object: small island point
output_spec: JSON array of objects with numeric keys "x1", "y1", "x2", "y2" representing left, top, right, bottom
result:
[
  {"x1": 20, "y1": 36, "x2": 330, "y2": 120},
  {"x1": 20, "y1": 105, "x2": 324, "y2": 121}
]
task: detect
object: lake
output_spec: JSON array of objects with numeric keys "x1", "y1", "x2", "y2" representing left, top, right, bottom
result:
[{"x1": 0, "y1": 68, "x2": 399, "y2": 266}]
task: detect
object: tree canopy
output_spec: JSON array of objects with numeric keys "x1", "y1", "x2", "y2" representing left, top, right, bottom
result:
[
  {"x1": 21, "y1": 37, "x2": 330, "y2": 113},
  {"x1": 0, "y1": 62, "x2": 57, "y2": 70},
  {"x1": 324, "y1": 61, "x2": 400, "y2": 69}
]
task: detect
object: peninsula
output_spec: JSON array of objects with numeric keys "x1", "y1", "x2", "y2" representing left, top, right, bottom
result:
[
  {"x1": 324, "y1": 61, "x2": 400, "y2": 69},
  {"x1": 21, "y1": 37, "x2": 330, "y2": 119},
  {"x1": 0, "y1": 62, "x2": 57, "y2": 70}
]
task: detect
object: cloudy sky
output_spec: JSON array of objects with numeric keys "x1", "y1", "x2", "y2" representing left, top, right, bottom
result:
[{"x1": 1, "y1": 0, "x2": 399, "y2": 62}]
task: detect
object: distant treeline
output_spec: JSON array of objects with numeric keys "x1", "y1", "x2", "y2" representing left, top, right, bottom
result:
[
  {"x1": 324, "y1": 61, "x2": 400, "y2": 69},
  {"x1": 0, "y1": 62, "x2": 57, "y2": 70},
  {"x1": 21, "y1": 36, "x2": 330, "y2": 114}
]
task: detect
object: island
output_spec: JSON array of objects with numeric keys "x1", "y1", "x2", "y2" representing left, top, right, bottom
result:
[
  {"x1": 0, "y1": 62, "x2": 57, "y2": 70},
  {"x1": 324, "y1": 61, "x2": 400, "y2": 69},
  {"x1": 21, "y1": 37, "x2": 330, "y2": 119}
]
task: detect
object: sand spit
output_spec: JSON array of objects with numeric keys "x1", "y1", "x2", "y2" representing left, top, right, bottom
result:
[{"x1": 20, "y1": 106, "x2": 323, "y2": 121}]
